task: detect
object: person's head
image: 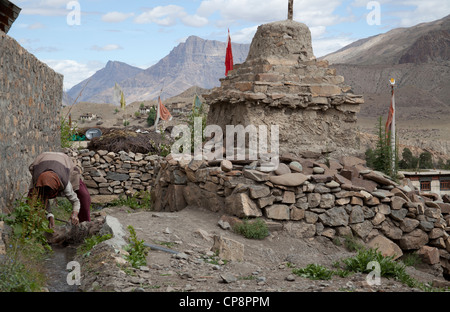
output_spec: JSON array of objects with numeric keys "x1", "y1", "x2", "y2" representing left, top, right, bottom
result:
[{"x1": 34, "y1": 171, "x2": 61, "y2": 200}]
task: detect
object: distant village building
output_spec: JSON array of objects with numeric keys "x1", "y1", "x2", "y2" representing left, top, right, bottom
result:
[
  {"x1": 80, "y1": 112, "x2": 97, "y2": 121},
  {"x1": 167, "y1": 101, "x2": 188, "y2": 114},
  {"x1": 139, "y1": 105, "x2": 152, "y2": 115},
  {"x1": 401, "y1": 170, "x2": 450, "y2": 196}
]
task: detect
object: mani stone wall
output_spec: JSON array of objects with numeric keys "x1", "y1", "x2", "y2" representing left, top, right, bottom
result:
[
  {"x1": 205, "y1": 20, "x2": 364, "y2": 159},
  {"x1": 0, "y1": 30, "x2": 63, "y2": 212}
]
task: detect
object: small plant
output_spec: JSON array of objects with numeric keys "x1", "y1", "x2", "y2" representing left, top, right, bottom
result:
[
  {"x1": 337, "y1": 247, "x2": 434, "y2": 290},
  {"x1": 154, "y1": 240, "x2": 175, "y2": 248},
  {"x1": 342, "y1": 234, "x2": 365, "y2": 252},
  {"x1": 400, "y1": 252, "x2": 422, "y2": 268},
  {"x1": 77, "y1": 233, "x2": 112, "y2": 256},
  {"x1": 0, "y1": 196, "x2": 51, "y2": 292},
  {"x1": 292, "y1": 264, "x2": 334, "y2": 280},
  {"x1": 124, "y1": 225, "x2": 148, "y2": 268},
  {"x1": 202, "y1": 251, "x2": 228, "y2": 266},
  {"x1": 60, "y1": 117, "x2": 79, "y2": 148},
  {"x1": 232, "y1": 218, "x2": 269, "y2": 240},
  {"x1": 146, "y1": 106, "x2": 157, "y2": 126},
  {"x1": 109, "y1": 191, "x2": 152, "y2": 210},
  {"x1": 0, "y1": 242, "x2": 47, "y2": 292},
  {"x1": 1, "y1": 196, "x2": 52, "y2": 251}
]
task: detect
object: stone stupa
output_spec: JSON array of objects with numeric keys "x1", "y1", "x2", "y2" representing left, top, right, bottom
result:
[{"x1": 205, "y1": 17, "x2": 364, "y2": 159}]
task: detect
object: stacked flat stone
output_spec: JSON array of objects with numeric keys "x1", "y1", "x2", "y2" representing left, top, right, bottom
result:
[
  {"x1": 151, "y1": 152, "x2": 450, "y2": 276},
  {"x1": 68, "y1": 149, "x2": 162, "y2": 204},
  {"x1": 0, "y1": 31, "x2": 63, "y2": 211},
  {"x1": 205, "y1": 20, "x2": 364, "y2": 158}
]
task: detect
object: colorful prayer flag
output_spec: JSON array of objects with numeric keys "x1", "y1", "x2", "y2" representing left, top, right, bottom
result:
[
  {"x1": 225, "y1": 29, "x2": 233, "y2": 76},
  {"x1": 193, "y1": 94, "x2": 202, "y2": 111},
  {"x1": 385, "y1": 87, "x2": 394, "y2": 138}
]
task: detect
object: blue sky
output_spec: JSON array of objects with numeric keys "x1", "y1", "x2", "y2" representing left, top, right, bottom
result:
[{"x1": 8, "y1": 0, "x2": 450, "y2": 90}]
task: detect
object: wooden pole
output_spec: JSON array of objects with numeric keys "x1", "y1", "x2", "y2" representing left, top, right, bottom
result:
[{"x1": 288, "y1": 0, "x2": 294, "y2": 20}]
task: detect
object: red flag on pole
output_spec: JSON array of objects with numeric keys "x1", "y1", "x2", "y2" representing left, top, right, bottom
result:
[{"x1": 225, "y1": 29, "x2": 233, "y2": 76}]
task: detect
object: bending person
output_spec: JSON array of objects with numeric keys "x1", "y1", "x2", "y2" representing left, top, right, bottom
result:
[{"x1": 28, "y1": 152, "x2": 91, "y2": 228}]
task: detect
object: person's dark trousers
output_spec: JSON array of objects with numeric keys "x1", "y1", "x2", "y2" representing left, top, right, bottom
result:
[{"x1": 76, "y1": 179, "x2": 91, "y2": 222}]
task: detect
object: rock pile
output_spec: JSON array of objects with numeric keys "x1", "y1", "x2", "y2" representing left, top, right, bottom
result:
[
  {"x1": 152, "y1": 152, "x2": 450, "y2": 276},
  {"x1": 205, "y1": 20, "x2": 364, "y2": 158}
]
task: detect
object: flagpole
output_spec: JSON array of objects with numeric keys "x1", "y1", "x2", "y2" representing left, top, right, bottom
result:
[
  {"x1": 390, "y1": 78, "x2": 396, "y2": 174},
  {"x1": 154, "y1": 86, "x2": 164, "y2": 133},
  {"x1": 154, "y1": 97, "x2": 160, "y2": 133}
]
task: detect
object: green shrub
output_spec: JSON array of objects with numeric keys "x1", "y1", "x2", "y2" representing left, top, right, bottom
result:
[
  {"x1": 292, "y1": 264, "x2": 334, "y2": 280},
  {"x1": 146, "y1": 106, "x2": 157, "y2": 126},
  {"x1": 109, "y1": 191, "x2": 152, "y2": 210},
  {"x1": 1, "y1": 196, "x2": 52, "y2": 251},
  {"x1": 0, "y1": 196, "x2": 51, "y2": 292},
  {"x1": 233, "y1": 218, "x2": 269, "y2": 240},
  {"x1": 0, "y1": 242, "x2": 47, "y2": 292},
  {"x1": 338, "y1": 248, "x2": 433, "y2": 290},
  {"x1": 77, "y1": 233, "x2": 112, "y2": 256},
  {"x1": 60, "y1": 117, "x2": 78, "y2": 148},
  {"x1": 124, "y1": 225, "x2": 148, "y2": 268},
  {"x1": 401, "y1": 252, "x2": 422, "y2": 268}
]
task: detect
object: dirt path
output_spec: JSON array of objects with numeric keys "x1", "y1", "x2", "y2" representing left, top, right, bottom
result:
[{"x1": 75, "y1": 205, "x2": 449, "y2": 294}]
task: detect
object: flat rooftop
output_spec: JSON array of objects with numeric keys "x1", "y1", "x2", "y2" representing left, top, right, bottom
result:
[{"x1": 400, "y1": 170, "x2": 450, "y2": 176}]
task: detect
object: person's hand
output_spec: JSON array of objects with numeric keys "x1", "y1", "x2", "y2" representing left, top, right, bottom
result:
[
  {"x1": 48, "y1": 216, "x2": 55, "y2": 229},
  {"x1": 70, "y1": 211, "x2": 79, "y2": 226}
]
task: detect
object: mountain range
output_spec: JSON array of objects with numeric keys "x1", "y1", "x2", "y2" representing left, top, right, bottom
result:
[
  {"x1": 322, "y1": 14, "x2": 450, "y2": 120},
  {"x1": 66, "y1": 36, "x2": 250, "y2": 104}
]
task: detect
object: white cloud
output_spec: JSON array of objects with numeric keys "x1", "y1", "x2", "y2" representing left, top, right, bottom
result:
[
  {"x1": 312, "y1": 36, "x2": 355, "y2": 58},
  {"x1": 42, "y1": 59, "x2": 102, "y2": 90},
  {"x1": 351, "y1": 0, "x2": 450, "y2": 27},
  {"x1": 134, "y1": 5, "x2": 209, "y2": 27},
  {"x1": 230, "y1": 25, "x2": 258, "y2": 43},
  {"x1": 393, "y1": 1, "x2": 450, "y2": 27},
  {"x1": 18, "y1": 0, "x2": 72, "y2": 16},
  {"x1": 102, "y1": 12, "x2": 134, "y2": 23},
  {"x1": 197, "y1": 0, "x2": 343, "y2": 28},
  {"x1": 90, "y1": 44, "x2": 123, "y2": 51},
  {"x1": 180, "y1": 14, "x2": 209, "y2": 27},
  {"x1": 134, "y1": 5, "x2": 185, "y2": 26}
]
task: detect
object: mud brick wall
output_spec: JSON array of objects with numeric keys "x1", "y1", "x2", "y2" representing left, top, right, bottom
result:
[{"x1": 0, "y1": 31, "x2": 63, "y2": 211}]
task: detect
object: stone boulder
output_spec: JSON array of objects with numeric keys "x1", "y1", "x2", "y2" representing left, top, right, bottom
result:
[
  {"x1": 225, "y1": 192, "x2": 262, "y2": 218},
  {"x1": 398, "y1": 229, "x2": 429, "y2": 250},
  {"x1": 211, "y1": 235, "x2": 244, "y2": 261},
  {"x1": 367, "y1": 235, "x2": 403, "y2": 260}
]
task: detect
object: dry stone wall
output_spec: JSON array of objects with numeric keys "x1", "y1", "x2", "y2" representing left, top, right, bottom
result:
[
  {"x1": 0, "y1": 30, "x2": 63, "y2": 211},
  {"x1": 70, "y1": 146, "x2": 450, "y2": 275},
  {"x1": 150, "y1": 152, "x2": 450, "y2": 275},
  {"x1": 67, "y1": 148, "x2": 160, "y2": 205}
]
